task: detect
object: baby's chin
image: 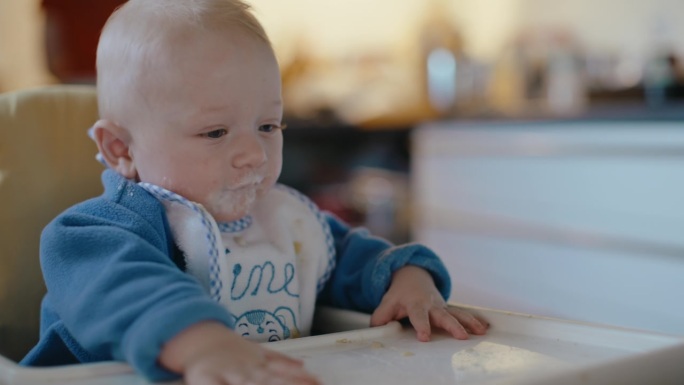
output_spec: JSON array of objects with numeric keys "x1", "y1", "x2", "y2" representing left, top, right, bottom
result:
[
  {"x1": 204, "y1": 187, "x2": 259, "y2": 222},
  {"x1": 211, "y1": 210, "x2": 250, "y2": 223},
  {"x1": 207, "y1": 203, "x2": 254, "y2": 222}
]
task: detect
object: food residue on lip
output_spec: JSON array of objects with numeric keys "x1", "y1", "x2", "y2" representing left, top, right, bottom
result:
[
  {"x1": 402, "y1": 351, "x2": 415, "y2": 357},
  {"x1": 336, "y1": 338, "x2": 351, "y2": 344},
  {"x1": 371, "y1": 341, "x2": 385, "y2": 349}
]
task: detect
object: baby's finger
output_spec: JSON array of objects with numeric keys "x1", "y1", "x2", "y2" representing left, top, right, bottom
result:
[
  {"x1": 447, "y1": 308, "x2": 489, "y2": 335},
  {"x1": 186, "y1": 371, "x2": 224, "y2": 385},
  {"x1": 264, "y1": 349, "x2": 304, "y2": 366},
  {"x1": 475, "y1": 315, "x2": 491, "y2": 329},
  {"x1": 220, "y1": 362, "x2": 319, "y2": 385},
  {"x1": 266, "y1": 358, "x2": 309, "y2": 376},
  {"x1": 370, "y1": 300, "x2": 399, "y2": 327},
  {"x1": 430, "y1": 307, "x2": 469, "y2": 340},
  {"x1": 406, "y1": 305, "x2": 431, "y2": 341},
  {"x1": 267, "y1": 363, "x2": 322, "y2": 385}
]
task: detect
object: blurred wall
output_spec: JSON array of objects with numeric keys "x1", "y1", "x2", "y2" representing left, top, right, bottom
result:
[
  {"x1": 0, "y1": 0, "x2": 683, "y2": 92},
  {"x1": 519, "y1": 0, "x2": 684, "y2": 56},
  {"x1": 250, "y1": 0, "x2": 683, "y2": 62},
  {"x1": 0, "y1": 0, "x2": 53, "y2": 92},
  {"x1": 249, "y1": 0, "x2": 522, "y2": 62}
]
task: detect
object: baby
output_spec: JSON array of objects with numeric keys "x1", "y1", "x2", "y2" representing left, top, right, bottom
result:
[{"x1": 21, "y1": 0, "x2": 488, "y2": 384}]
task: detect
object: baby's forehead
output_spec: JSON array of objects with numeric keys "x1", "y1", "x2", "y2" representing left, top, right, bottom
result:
[{"x1": 98, "y1": 0, "x2": 276, "y2": 124}]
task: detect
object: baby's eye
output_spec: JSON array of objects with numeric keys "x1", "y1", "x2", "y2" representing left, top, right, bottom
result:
[
  {"x1": 203, "y1": 128, "x2": 228, "y2": 139},
  {"x1": 259, "y1": 123, "x2": 287, "y2": 133}
]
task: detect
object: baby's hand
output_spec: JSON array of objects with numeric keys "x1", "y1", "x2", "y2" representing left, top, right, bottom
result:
[
  {"x1": 371, "y1": 266, "x2": 489, "y2": 342},
  {"x1": 161, "y1": 321, "x2": 320, "y2": 385}
]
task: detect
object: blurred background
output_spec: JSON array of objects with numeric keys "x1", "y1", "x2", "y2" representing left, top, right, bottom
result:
[
  {"x1": 1, "y1": 0, "x2": 683, "y2": 338},
  {"x1": 2, "y1": 0, "x2": 684, "y2": 113}
]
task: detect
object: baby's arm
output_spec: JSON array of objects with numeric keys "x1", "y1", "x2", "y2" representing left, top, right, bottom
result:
[
  {"x1": 160, "y1": 321, "x2": 319, "y2": 385},
  {"x1": 38, "y1": 196, "x2": 318, "y2": 383},
  {"x1": 319, "y1": 214, "x2": 488, "y2": 340}
]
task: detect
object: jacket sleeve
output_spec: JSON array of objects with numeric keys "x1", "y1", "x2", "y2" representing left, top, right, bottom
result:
[
  {"x1": 318, "y1": 213, "x2": 452, "y2": 313},
  {"x1": 39, "y1": 200, "x2": 233, "y2": 382}
]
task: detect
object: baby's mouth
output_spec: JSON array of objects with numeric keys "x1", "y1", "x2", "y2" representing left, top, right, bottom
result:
[{"x1": 230, "y1": 175, "x2": 265, "y2": 190}]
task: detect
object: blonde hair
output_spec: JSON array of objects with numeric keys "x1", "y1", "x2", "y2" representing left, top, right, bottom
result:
[{"x1": 96, "y1": 0, "x2": 271, "y2": 123}]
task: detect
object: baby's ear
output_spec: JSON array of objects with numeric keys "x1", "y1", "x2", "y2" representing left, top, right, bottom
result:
[{"x1": 91, "y1": 119, "x2": 137, "y2": 179}]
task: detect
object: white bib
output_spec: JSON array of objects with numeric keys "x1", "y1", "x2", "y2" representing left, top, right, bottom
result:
[{"x1": 139, "y1": 183, "x2": 335, "y2": 341}]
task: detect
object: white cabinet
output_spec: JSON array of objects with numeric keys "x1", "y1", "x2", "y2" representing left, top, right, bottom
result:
[{"x1": 412, "y1": 120, "x2": 684, "y2": 335}]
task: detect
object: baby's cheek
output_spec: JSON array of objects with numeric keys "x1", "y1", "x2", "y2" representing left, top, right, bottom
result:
[{"x1": 257, "y1": 177, "x2": 276, "y2": 196}]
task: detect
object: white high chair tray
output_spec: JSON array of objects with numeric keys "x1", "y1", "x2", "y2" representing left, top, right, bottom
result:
[{"x1": 2, "y1": 305, "x2": 683, "y2": 385}]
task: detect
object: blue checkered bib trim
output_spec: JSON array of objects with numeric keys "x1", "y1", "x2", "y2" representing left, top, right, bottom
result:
[{"x1": 138, "y1": 183, "x2": 251, "y2": 302}]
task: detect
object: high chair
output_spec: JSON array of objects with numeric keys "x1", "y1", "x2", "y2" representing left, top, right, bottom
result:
[
  {"x1": 2, "y1": 86, "x2": 684, "y2": 385},
  {"x1": 0, "y1": 85, "x2": 102, "y2": 362}
]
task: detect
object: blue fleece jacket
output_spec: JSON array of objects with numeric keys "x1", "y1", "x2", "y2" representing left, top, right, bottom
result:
[{"x1": 21, "y1": 169, "x2": 451, "y2": 381}]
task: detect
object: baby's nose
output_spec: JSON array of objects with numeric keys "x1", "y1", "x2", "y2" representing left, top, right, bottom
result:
[{"x1": 232, "y1": 132, "x2": 267, "y2": 168}]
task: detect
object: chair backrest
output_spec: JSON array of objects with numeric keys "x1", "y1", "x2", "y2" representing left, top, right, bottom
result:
[{"x1": 0, "y1": 85, "x2": 102, "y2": 361}]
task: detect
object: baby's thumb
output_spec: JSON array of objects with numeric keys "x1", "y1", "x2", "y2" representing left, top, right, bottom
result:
[
  {"x1": 265, "y1": 349, "x2": 303, "y2": 366},
  {"x1": 370, "y1": 302, "x2": 396, "y2": 327}
]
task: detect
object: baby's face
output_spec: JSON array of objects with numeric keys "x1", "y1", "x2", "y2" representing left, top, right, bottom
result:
[{"x1": 127, "y1": 30, "x2": 283, "y2": 222}]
